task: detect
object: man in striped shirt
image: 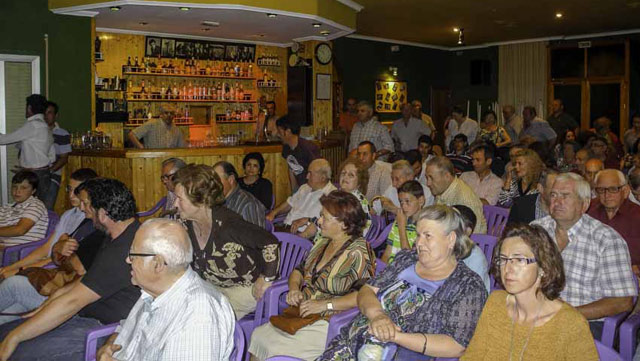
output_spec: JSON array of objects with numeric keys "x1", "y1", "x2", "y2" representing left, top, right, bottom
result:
[
  {"x1": 97, "y1": 219, "x2": 235, "y2": 361},
  {"x1": 0, "y1": 170, "x2": 48, "y2": 247}
]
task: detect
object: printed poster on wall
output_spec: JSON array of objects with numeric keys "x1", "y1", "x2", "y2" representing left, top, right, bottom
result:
[{"x1": 375, "y1": 81, "x2": 407, "y2": 113}]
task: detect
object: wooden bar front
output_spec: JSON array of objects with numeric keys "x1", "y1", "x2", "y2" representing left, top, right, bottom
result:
[{"x1": 58, "y1": 140, "x2": 343, "y2": 214}]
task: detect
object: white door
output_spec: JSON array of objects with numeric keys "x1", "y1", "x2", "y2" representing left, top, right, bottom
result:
[{"x1": 0, "y1": 55, "x2": 40, "y2": 205}]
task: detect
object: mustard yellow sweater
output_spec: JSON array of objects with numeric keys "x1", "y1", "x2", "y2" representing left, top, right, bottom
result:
[{"x1": 461, "y1": 291, "x2": 598, "y2": 361}]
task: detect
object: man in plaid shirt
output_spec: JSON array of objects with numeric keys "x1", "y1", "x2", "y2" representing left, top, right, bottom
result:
[{"x1": 532, "y1": 172, "x2": 637, "y2": 339}]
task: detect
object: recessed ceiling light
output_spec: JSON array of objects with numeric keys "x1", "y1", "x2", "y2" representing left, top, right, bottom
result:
[
  {"x1": 139, "y1": 22, "x2": 148, "y2": 26},
  {"x1": 320, "y1": 30, "x2": 330, "y2": 36},
  {"x1": 109, "y1": 6, "x2": 121, "y2": 11},
  {"x1": 555, "y1": 12, "x2": 563, "y2": 18},
  {"x1": 201, "y1": 20, "x2": 220, "y2": 27},
  {"x1": 453, "y1": 27, "x2": 459, "y2": 32},
  {"x1": 312, "y1": 23, "x2": 321, "y2": 28},
  {"x1": 267, "y1": 13, "x2": 277, "y2": 18},
  {"x1": 179, "y1": 7, "x2": 190, "y2": 11}
]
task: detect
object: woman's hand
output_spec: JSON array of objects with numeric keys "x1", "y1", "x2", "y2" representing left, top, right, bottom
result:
[
  {"x1": 368, "y1": 312, "x2": 401, "y2": 342},
  {"x1": 289, "y1": 218, "x2": 310, "y2": 234},
  {"x1": 286, "y1": 289, "x2": 304, "y2": 307},
  {"x1": 252, "y1": 276, "x2": 273, "y2": 300},
  {"x1": 373, "y1": 196, "x2": 400, "y2": 215},
  {"x1": 299, "y1": 299, "x2": 328, "y2": 318}
]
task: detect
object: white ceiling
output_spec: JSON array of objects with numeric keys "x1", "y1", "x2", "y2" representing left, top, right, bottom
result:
[{"x1": 56, "y1": 3, "x2": 352, "y2": 46}]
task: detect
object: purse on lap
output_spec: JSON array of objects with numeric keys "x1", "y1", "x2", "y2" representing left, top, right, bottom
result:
[{"x1": 269, "y1": 305, "x2": 326, "y2": 335}]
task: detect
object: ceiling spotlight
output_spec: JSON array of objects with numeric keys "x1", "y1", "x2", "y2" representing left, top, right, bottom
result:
[
  {"x1": 267, "y1": 13, "x2": 277, "y2": 18},
  {"x1": 179, "y1": 7, "x2": 190, "y2": 11},
  {"x1": 555, "y1": 12, "x2": 563, "y2": 18},
  {"x1": 320, "y1": 30, "x2": 330, "y2": 36},
  {"x1": 312, "y1": 23, "x2": 321, "y2": 28},
  {"x1": 201, "y1": 20, "x2": 220, "y2": 27},
  {"x1": 453, "y1": 27, "x2": 459, "y2": 32},
  {"x1": 109, "y1": 6, "x2": 121, "y2": 11},
  {"x1": 457, "y1": 28, "x2": 465, "y2": 45},
  {"x1": 139, "y1": 22, "x2": 148, "y2": 26}
]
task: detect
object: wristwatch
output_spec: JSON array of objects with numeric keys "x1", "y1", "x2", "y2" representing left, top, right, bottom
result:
[
  {"x1": 326, "y1": 302, "x2": 334, "y2": 311},
  {"x1": 263, "y1": 275, "x2": 277, "y2": 282}
]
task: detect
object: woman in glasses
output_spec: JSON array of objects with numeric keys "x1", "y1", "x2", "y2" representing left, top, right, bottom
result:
[{"x1": 461, "y1": 224, "x2": 597, "y2": 360}]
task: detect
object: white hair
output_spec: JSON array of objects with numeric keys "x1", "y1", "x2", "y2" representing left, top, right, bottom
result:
[
  {"x1": 311, "y1": 158, "x2": 332, "y2": 180},
  {"x1": 139, "y1": 218, "x2": 192, "y2": 270},
  {"x1": 554, "y1": 172, "x2": 591, "y2": 202},
  {"x1": 594, "y1": 169, "x2": 626, "y2": 186},
  {"x1": 392, "y1": 160, "x2": 414, "y2": 178}
]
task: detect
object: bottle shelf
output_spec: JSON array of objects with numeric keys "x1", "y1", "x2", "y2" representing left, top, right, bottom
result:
[
  {"x1": 216, "y1": 120, "x2": 256, "y2": 124},
  {"x1": 126, "y1": 98, "x2": 256, "y2": 103},
  {"x1": 257, "y1": 81, "x2": 281, "y2": 89},
  {"x1": 122, "y1": 71, "x2": 255, "y2": 80}
]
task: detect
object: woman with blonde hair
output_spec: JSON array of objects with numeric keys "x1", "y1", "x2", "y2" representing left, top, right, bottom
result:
[{"x1": 498, "y1": 149, "x2": 544, "y2": 208}]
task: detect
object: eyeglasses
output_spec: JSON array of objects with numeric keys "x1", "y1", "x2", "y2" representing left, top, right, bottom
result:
[
  {"x1": 496, "y1": 256, "x2": 537, "y2": 267},
  {"x1": 160, "y1": 173, "x2": 176, "y2": 181},
  {"x1": 128, "y1": 251, "x2": 158, "y2": 260},
  {"x1": 594, "y1": 185, "x2": 626, "y2": 194}
]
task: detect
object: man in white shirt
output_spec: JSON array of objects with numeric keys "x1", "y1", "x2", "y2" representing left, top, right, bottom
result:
[
  {"x1": 375, "y1": 160, "x2": 433, "y2": 214},
  {"x1": 43, "y1": 101, "x2": 71, "y2": 210},
  {"x1": 266, "y1": 159, "x2": 336, "y2": 236},
  {"x1": 503, "y1": 105, "x2": 523, "y2": 142},
  {"x1": 460, "y1": 143, "x2": 503, "y2": 205},
  {"x1": 349, "y1": 101, "x2": 393, "y2": 160},
  {"x1": 97, "y1": 218, "x2": 235, "y2": 361},
  {"x1": 0, "y1": 94, "x2": 55, "y2": 203},
  {"x1": 445, "y1": 105, "x2": 479, "y2": 148},
  {"x1": 391, "y1": 103, "x2": 431, "y2": 152},
  {"x1": 356, "y1": 141, "x2": 392, "y2": 202},
  {"x1": 411, "y1": 100, "x2": 436, "y2": 137}
]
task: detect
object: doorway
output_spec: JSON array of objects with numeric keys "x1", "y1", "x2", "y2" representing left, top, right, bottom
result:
[{"x1": 0, "y1": 55, "x2": 40, "y2": 205}]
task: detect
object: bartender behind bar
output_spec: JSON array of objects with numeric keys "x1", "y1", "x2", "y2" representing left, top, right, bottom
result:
[{"x1": 128, "y1": 104, "x2": 187, "y2": 149}]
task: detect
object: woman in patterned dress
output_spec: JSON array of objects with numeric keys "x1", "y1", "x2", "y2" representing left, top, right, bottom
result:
[{"x1": 249, "y1": 191, "x2": 376, "y2": 361}]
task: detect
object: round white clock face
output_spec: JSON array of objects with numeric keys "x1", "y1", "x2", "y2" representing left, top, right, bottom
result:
[
  {"x1": 316, "y1": 43, "x2": 332, "y2": 65},
  {"x1": 289, "y1": 53, "x2": 299, "y2": 67}
]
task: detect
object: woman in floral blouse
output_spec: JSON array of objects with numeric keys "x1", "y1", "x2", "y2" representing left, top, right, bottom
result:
[
  {"x1": 319, "y1": 204, "x2": 487, "y2": 360},
  {"x1": 172, "y1": 164, "x2": 280, "y2": 319},
  {"x1": 249, "y1": 190, "x2": 376, "y2": 360}
]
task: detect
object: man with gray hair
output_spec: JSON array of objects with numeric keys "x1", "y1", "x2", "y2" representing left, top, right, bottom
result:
[
  {"x1": 349, "y1": 101, "x2": 393, "y2": 160},
  {"x1": 128, "y1": 105, "x2": 187, "y2": 149},
  {"x1": 588, "y1": 169, "x2": 640, "y2": 278},
  {"x1": 160, "y1": 157, "x2": 186, "y2": 218},
  {"x1": 97, "y1": 219, "x2": 235, "y2": 361},
  {"x1": 424, "y1": 156, "x2": 487, "y2": 234},
  {"x1": 213, "y1": 161, "x2": 266, "y2": 228},
  {"x1": 391, "y1": 103, "x2": 431, "y2": 152},
  {"x1": 374, "y1": 160, "x2": 433, "y2": 214},
  {"x1": 267, "y1": 158, "x2": 336, "y2": 238},
  {"x1": 532, "y1": 172, "x2": 637, "y2": 338}
]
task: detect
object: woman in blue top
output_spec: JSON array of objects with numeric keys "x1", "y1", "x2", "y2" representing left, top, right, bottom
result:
[{"x1": 318, "y1": 204, "x2": 487, "y2": 361}]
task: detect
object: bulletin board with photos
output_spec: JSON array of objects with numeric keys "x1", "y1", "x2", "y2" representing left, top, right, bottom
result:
[
  {"x1": 144, "y1": 36, "x2": 256, "y2": 62},
  {"x1": 375, "y1": 81, "x2": 407, "y2": 113}
]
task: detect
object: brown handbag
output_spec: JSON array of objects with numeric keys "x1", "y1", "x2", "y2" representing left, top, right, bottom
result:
[
  {"x1": 269, "y1": 306, "x2": 325, "y2": 335},
  {"x1": 17, "y1": 254, "x2": 83, "y2": 296}
]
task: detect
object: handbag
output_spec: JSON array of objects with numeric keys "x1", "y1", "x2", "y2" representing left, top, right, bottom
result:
[{"x1": 269, "y1": 306, "x2": 325, "y2": 335}]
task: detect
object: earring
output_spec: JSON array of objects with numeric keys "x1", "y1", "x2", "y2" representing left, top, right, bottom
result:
[{"x1": 538, "y1": 271, "x2": 545, "y2": 278}]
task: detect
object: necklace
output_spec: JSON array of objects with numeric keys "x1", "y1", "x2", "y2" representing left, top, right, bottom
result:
[{"x1": 508, "y1": 296, "x2": 543, "y2": 361}]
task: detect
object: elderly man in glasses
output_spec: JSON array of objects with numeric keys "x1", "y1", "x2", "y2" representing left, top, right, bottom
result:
[
  {"x1": 532, "y1": 172, "x2": 637, "y2": 340},
  {"x1": 128, "y1": 105, "x2": 187, "y2": 149},
  {"x1": 587, "y1": 169, "x2": 640, "y2": 279},
  {"x1": 97, "y1": 219, "x2": 235, "y2": 361},
  {"x1": 160, "y1": 157, "x2": 186, "y2": 218}
]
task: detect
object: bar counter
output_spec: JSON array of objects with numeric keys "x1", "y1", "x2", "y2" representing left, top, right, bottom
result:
[{"x1": 57, "y1": 140, "x2": 344, "y2": 215}]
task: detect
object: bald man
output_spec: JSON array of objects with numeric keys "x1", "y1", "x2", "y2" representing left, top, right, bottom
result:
[
  {"x1": 98, "y1": 219, "x2": 235, "y2": 361},
  {"x1": 584, "y1": 158, "x2": 604, "y2": 196},
  {"x1": 588, "y1": 169, "x2": 640, "y2": 278}
]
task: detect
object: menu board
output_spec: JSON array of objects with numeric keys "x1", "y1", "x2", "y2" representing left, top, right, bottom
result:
[{"x1": 375, "y1": 81, "x2": 407, "y2": 113}]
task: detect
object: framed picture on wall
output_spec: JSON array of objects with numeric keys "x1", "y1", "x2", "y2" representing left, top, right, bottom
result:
[
  {"x1": 145, "y1": 37, "x2": 161, "y2": 57},
  {"x1": 161, "y1": 38, "x2": 175, "y2": 58},
  {"x1": 316, "y1": 73, "x2": 331, "y2": 100},
  {"x1": 375, "y1": 80, "x2": 407, "y2": 113}
]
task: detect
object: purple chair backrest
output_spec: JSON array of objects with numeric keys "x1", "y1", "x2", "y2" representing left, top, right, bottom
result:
[
  {"x1": 265, "y1": 220, "x2": 274, "y2": 233},
  {"x1": 84, "y1": 323, "x2": 119, "y2": 361},
  {"x1": 1, "y1": 210, "x2": 59, "y2": 267},
  {"x1": 266, "y1": 357, "x2": 305, "y2": 361},
  {"x1": 136, "y1": 196, "x2": 167, "y2": 218},
  {"x1": 470, "y1": 234, "x2": 498, "y2": 264},
  {"x1": 482, "y1": 205, "x2": 509, "y2": 237},
  {"x1": 273, "y1": 232, "x2": 313, "y2": 280},
  {"x1": 375, "y1": 259, "x2": 386, "y2": 276},
  {"x1": 230, "y1": 321, "x2": 245, "y2": 361},
  {"x1": 370, "y1": 223, "x2": 393, "y2": 250},
  {"x1": 325, "y1": 307, "x2": 359, "y2": 347},
  {"x1": 595, "y1": 340, "x2": 622, "y2": 360}
]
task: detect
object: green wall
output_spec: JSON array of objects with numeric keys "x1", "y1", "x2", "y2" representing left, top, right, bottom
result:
[{"x1": 0, "y1": 0, "x2": 92, "y2": 132}]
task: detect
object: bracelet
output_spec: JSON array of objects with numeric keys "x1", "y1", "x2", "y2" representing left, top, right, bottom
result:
[{"x1": 422, "y1": 333, "x2": 428, "y2": 355}]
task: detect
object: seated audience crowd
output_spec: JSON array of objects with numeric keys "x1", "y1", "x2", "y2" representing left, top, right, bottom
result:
[{"x1": 2, "y1": 100, "x2": 640, "y2": 361}]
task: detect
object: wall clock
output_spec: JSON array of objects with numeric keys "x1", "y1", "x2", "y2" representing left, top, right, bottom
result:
[{"x1": 315, "y1": 43, "x2": 332, "y2": 65}]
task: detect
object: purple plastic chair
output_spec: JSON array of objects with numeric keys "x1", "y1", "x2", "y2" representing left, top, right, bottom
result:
[
  {"x1": 2, "y1": 210, "x2": 59, "y2": 267},
  {"x1": 84, "y1": 321, "x2": 244, "y2": 361},
  {"x1": 596, "y1": 340, "x2": 623, "y2": 360},
  {"x1": 136, "y1": 196, "x2": 167, "y2": 218},
  {"x1": 325, "y1": 307, "x2": 359, "y2": 347},
  {"x1": 266, "y1": 357, "x2": 304, "y2": 361},
  {"x1": 600, "y1": 275, "x2": 639, "y2": 350},
  {"x1": 620, "y1": 312, "x2": 640, "y2": 361},
  {"x1": 265, "y1": 220, "x2": 274, "y2": 233},
  {"x1": 482, "y1": 205, "x2": 509, "y2": 237},
  {"x1": 364, "y1": 215, "x2": 385, "y2": 242},
  {"x1": 469, "y1": 234, "x2": 498, "y2": 264},
  {"x1": 238, "y1": 233, "x2": 313, "y2": 353}
]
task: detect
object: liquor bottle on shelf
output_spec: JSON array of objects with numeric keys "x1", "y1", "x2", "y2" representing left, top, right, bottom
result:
[
  {"x1": 205, "y1": 61, "x2": 211, "y2": 75},
  {"x1": 140, "y1": 80, "x2": 146, "y2": 99},
  {"x1": 234, "y1": 63, "x2": 240, "y2": 77},
  {"x1": 126, "y1": 56, "x2": 132, "y2": 72},
  {"x1": 248, "y1": 64, "x2": 253, "y2": 77},
  {"x1": 134, "y1": 56, "x2": 140, "y2": 71}
]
